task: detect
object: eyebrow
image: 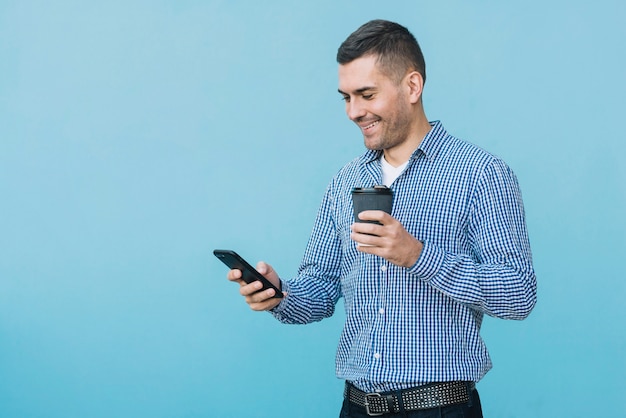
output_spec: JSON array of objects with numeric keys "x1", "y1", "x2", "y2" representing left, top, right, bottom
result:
[{"x1": 338, "y1": 86, "x2": 377, "y2": 95}]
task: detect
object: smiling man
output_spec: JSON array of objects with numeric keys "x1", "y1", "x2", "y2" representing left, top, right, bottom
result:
[{"x1": 227, "y1": 20, "x2": 537, "y2": 418}]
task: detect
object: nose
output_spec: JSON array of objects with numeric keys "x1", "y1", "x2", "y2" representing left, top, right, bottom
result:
[{"x1": 346, "y1": 99, "x2": 366, "y2": 121}]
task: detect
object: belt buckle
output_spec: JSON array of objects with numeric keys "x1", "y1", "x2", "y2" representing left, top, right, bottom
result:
[{"x1": 364, "y1": 392, "x2": 384, "y2": 416}]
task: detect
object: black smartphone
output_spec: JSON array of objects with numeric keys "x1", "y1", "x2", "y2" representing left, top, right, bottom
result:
[{"x1": 213, "y1": 249, "x2": 284, "y2": 298}]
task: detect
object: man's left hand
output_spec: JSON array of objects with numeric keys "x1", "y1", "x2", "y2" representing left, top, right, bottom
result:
[{"x1": 350, "y1": 210, "x2": 423, "y2": 268}]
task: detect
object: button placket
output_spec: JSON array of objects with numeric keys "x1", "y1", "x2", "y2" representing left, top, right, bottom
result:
[
  {"x1": 371, "y1": 260, "x2": 389, "y2": 375},
  {"x1": 379, "y1": 262, "x2": 388, "y2": 316}
]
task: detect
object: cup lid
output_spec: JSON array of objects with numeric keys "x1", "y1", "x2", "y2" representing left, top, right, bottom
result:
[{"x1": 351, "y1": 185, "x2": 392, "y2": 194}]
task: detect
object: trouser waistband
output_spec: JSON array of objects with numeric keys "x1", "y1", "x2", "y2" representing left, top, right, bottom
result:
[{"x1": 345, "y1": 381, "x2": 475, "y2": 416}]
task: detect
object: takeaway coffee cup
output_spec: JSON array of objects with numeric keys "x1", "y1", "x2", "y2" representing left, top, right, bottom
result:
[{"x1": 351, "y1": 186, "x2": 393, "y2": 224}]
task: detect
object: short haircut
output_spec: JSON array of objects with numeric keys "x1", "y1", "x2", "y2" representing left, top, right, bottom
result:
[{"x1": 336, "y1": 20, "x2": 426, "y2": 84}]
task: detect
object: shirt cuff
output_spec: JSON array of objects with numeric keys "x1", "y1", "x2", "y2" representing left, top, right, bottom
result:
[{"x1": 407, "y1": 240, "x2": 445, "y2": 281}]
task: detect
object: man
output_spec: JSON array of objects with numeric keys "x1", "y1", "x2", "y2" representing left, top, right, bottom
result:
[{"x1": 227, "y1": 19, "x2": 536, "y2": 417}]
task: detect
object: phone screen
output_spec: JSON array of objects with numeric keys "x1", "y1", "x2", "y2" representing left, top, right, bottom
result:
[{"x1": 214, "y1": 249, "x2": 284, "y2": 298}]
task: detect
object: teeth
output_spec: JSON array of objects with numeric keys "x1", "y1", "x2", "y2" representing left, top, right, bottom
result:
[{"x1": 364, "y1": 121, "x2": 379, "y2": 129}]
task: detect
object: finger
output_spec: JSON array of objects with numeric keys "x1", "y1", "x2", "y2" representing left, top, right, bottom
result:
[
  {"x1": 351, "y1": 221, "x2": 382, "y2": 236},
  {"x1": 255, "y1": 261, "x2": 281, "y2": 289},
  {"x1": 248, "y1": 290, "x2": 286, "y2": 311},
  {"x1": 227, "y1": 268, "x2": 242, "y2": 281},
  {"x1": 256, "y1": 261, "x2": 271, "y2": 275},
  {"x1": 246, "y1": 287, "x2": 277, "y2": 302},
  {"x1": 355, "y1": 241, "x2": 374, "y2": 253},
  {"x1": 256, "y1": 262, "x2": 280, "y2": 282},
  {"x1": 246, "y1": 289, "x2": 277, "y2": 311},
  {"x1": 350, "y1": 231, "x2": 379, "y2": 248},
  {"x1": 249, "y1": 299, "x2": 279, "y2": 312},
  {"x1": 239, "y1": 281, "x2": 264, "y2": 296},
  {"x1": 357, "y1": 210, "x2": 389, "y2": 223}
]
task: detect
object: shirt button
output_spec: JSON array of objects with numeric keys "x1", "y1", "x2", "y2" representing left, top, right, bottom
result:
[
  {"x1": 380, "y1": 265, "x2": 387, "y2": 272},
  {"x1": 374, "y1": 353, "x2": 381, "y2": 359},
  {"x1": 379, "y1": 308, "x2": 385, "y2": 315}
]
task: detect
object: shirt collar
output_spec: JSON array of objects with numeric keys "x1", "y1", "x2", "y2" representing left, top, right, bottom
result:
[
  {"x1": 414, "y1": 120, "x2": 447, "y2": 161},
  {"x1": 358, "y1": 120, "x2": 448, "y2": 164}
]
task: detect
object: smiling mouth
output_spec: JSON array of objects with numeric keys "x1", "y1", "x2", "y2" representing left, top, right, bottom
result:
[{"x1": 361, "y1": 120, "x2": 380, "y2": 131}]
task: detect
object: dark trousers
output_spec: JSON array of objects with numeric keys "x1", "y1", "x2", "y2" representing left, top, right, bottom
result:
[{"x1": 339, "y1": 386, "x2": 483, "y2": 418}]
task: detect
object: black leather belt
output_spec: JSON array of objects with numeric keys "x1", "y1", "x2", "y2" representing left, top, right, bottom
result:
[{"x1": 345, "y1": 381, "x2": 474, "y2": 416}]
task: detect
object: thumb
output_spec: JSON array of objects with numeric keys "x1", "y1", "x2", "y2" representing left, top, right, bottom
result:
[
  {"x1": 256, "y1": 261, "x2": 269, "y2": 275},
  {"x1": 256, "y1": 261, "x2": 272, "y2": 276},
  {"x1": 255, "y1": 261, "x2": 280, "y2": 288}
]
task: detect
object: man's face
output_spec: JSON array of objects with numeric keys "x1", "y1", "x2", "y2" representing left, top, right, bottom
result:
[{"x1": 338, "y1": 55, "x2": 413, "y2": 152}]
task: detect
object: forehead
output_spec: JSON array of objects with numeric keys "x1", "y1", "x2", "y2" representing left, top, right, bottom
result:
[{"x1": 338, "y1": 55, "x2": 390, "y2": 92}]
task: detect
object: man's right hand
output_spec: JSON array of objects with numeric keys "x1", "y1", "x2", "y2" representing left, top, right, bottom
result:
[{"x1": 227, "y1": 261, "x2": 284, "y2": 311}]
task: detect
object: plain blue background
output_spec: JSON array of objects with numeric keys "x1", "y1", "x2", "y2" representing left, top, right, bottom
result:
[{"x1": 1, "y1": 1, "x2": 625, "y2": 417}]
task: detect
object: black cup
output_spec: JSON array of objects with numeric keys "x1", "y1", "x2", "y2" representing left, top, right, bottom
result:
[{"x1": 351, "y1": 186, "x2": 393, "y2": 224}]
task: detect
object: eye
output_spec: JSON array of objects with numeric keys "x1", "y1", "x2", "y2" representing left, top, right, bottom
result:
[
  {"x1": 362, "y1": 94, "x2": 374, "y2": 100},
  {"x1": 341, "y1": 95, "x2": 350, "y2": 103}
]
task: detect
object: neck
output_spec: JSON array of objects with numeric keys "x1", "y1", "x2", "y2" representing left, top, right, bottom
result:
[{"x1": 383, "y1": 112, "x2": 431, "y2": 167}]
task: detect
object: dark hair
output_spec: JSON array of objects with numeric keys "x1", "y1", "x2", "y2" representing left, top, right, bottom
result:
[{"x1": 337, "y1": 20, "x2": 426, "y2": 84}]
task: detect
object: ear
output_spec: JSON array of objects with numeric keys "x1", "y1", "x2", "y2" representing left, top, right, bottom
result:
[{"x1": 406, "y1": 71, "x2": 424, "y2": 104}]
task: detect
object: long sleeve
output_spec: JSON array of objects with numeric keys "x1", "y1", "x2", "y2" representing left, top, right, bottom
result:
[
  {"x1": 270, "y1": 183, "x2": 343, "y2": 324},
  {"x1": 409, "y1": 157, "x2": 537, "y2": 320}
]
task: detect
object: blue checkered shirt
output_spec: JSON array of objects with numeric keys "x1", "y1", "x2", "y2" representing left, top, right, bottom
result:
[{"x1": 271, "y1": 121, "x2": 537, "y2": 392}]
